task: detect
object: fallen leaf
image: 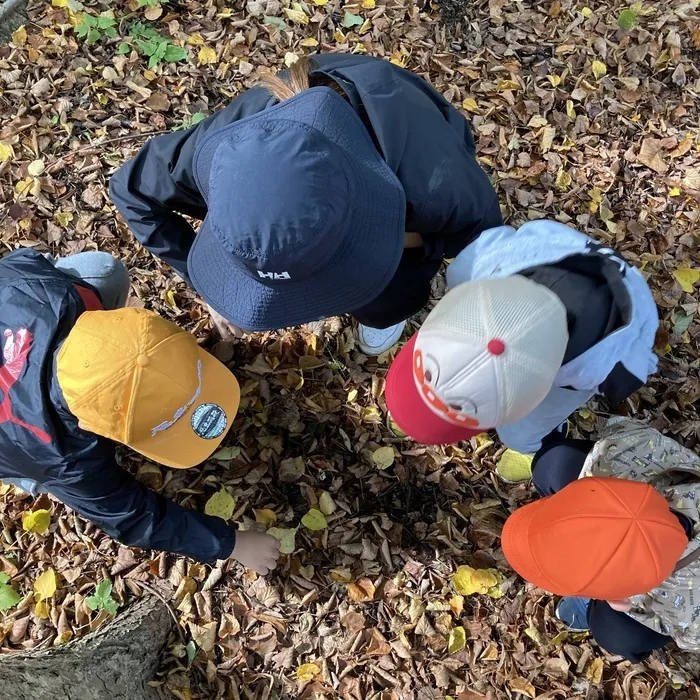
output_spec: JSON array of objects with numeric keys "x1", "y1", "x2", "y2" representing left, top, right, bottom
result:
[
  {"x1": 296, "y1": 662, "x2": 321, "y2": 682},
  {"x1": 347, "y1": 577, "x2": 376, "y2": 602},
  {"x1": 371, "y1": 446, "x2": 395, "y2": 470},
  {"x1": 0, "y1": 574, "x2": 21, "y2": 611},
  {"x1": 34, "y1": 600, "x2": 50, "y2": 619},
  {"x1": 318, "y1": 491, "x2": 336, "y2": 515},
  {"x1": 509, "y1": 678, "x2": 536, "y2": 698},
  {"x1": 204, "y1": 489, "x2": 236, "y2": 521},
  {"x1": 255, "y1": 508, "x2": 277, "y2": 527},
  {"x1": 12, "y1": 25, "x2": 27, "y2": 47},
  {"x1": 0, "y1": 143, "x2": 14, "y2": 162},
  {"x1": 448, "y1": 626, "x2": 466, "y2": 653},
  {"x1": 452, "y1": 565, "x2": 504, "y2": 598},
  {"x1": 267, "y1": 527, "x2": 297, "y2": 554},
  {"x1": 22, "y1": 509, "x2": 51, "y2": 534},
  {"x1": 189, "y1": 621, "x2": 217, "y2": 653},
  {"x1": 342, "y1": 12, "x2": 363, "y2": 28},
  {"x1": 284, "y1": 5, "x2": 309, "y2": 24},
  {"x1": 54, "y1": 211, "x2": 73, "y2": 228},
  {"x1": 585, "y1": 656, "x2": 604, "y2": 684},
  {"x1": 284, "y1": 52, "x2": 299, "y2": 67},
  {"x1": 27, "y1": 160, "x2": 45, "y2": 177},
  {"x1": 301, "y1": 508, "x2": 327, "y2": 531},
  {"x1": 462, "y1": 97, "x2": 479, "y2": 113},
  {"x1": 300, "y1": 37, "x2": 319, "y2": 47},
  {"x1": 617, "y1": 8, "x2": 636, "y2": 29},
  {"x1": 34, "y1": 568, "x2": 57, "y2": 602},
  {"x1": 638, "y1": 138, "x2": 668, "y2": 174},
  {"x1": 198, "y1": 47, "x2": 218, "y2": 65},
  {"x1": 591, "y1": 60, "x2": 607, "y2": 79},
  {"x1": 673, "y1": 268, "x2": 700, "y2": 293}
]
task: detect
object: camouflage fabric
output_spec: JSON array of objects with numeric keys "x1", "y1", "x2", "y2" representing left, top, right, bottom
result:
[{"x1": 580, "y1": 416, "x2": 700, "y2": 650}]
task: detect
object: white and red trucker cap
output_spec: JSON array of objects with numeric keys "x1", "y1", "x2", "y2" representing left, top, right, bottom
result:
[{"x1": 385, "y1": 276, "x2": 569, "y2": 445}]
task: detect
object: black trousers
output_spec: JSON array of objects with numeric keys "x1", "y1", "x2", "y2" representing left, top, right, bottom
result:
[{"x1": 531, "y1": 432, "x2": 673, "y2": 662}]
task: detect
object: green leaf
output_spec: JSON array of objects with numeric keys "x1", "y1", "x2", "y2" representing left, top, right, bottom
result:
[
  {"x1": 104, "y1": 27, "x2": 117, "y2": 38},
  {"x1": 0, "y1": 573, "x2": 10, "y2": 585},
  {"x1": 163, "y1": 44, "x2": 187, "y2": 62},
  {"x1": 204, "y1": 488, "x2": 237, "y2": 521},
  {"x1": 190, "y1": 112, "x2": 207, "y2": 126},
  {"x1": 672, "y1": 310, "x2": 694, "y2": 335},
  {"x1": 212, "y1": 445, "x2": 241, "y2": 460},
  {"x1": 267, "y1": 526, "x2": 297, "y2": 554},
  {"x1": 301, "y1": 508, "x2": 327, "y2": 531},
  {"x1": 617, "y1": 8, "x2": 636, "y2": 30},
  {"x1": 263, "y1": 15, "x2": 289, "y2": 32},
  {"x1": 94, "y1": 580, "x2": 113, "y2": 601},
  {"x1": 102, "y1": 597, "x2": 119, "y2": 615},
  {"x1": 117, "y1": 42, "x2": 130, "y2": 54},
  {"x1": 0, "y1": 583, "x2": 21, "y2": 611},
  {"x1": 97, "y1": 15, "x2": 116, "y2": 29},
  {"x1": 135, "y1": 39, "x2": 157, "y2": 56},
  {"x1": 87, "y1": 28, "x2": 101, "y2": 44},
  {"x1": 342, "y1": 12, "x2": 363, "y2": 28},
  {"x1": 186, "y1": 640, "x2": 197, "y2": 668},
  {"x1": 85, "y1": 595, "x2": 100, "y2": 611}
]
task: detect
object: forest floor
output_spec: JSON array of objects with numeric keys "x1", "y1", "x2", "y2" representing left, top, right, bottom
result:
[{"x1": 1, "y1": 0, "x2": 700, "y2": 698}]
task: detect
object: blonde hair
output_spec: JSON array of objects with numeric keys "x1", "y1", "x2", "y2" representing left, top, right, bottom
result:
[{"x1": 259, "y1": 57, "x2": 347, "y2": 103}]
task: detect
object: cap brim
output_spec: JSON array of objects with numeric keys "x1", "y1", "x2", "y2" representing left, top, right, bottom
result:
[
  {"x1": 385, "y1": 334, "x2": 481, "y2": 446},
  {"x1": 129, "y1": 348, "x2": 241, "y2": 469},
  {"x1": 501, "y1": 498, "x2": 565, "y2": 595},
  {"x1": 188, "y1": 88, "x2": 406, "y2": 332}
]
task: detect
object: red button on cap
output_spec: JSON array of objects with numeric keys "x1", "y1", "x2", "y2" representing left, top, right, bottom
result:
[{"x1": 487, "y1": 339, "x2": 506, "y2": 355}]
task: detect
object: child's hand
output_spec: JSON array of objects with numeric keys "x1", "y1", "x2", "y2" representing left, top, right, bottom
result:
[
  {"x1": 207, "y1": 304, "x2": 245, "y2": 341},
  {"x1": 230, "y1": 530, "x2": 280, "y2": 575},
  {"x1": 607, "y1": 598, "x2": 632, "y2": 612}
]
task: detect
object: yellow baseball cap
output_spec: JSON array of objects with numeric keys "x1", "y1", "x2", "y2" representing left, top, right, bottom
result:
[{"x1": 57, "y1": 308, "x2": 240, "y2": 469}]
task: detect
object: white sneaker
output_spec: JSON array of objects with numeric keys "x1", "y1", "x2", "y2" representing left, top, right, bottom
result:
[{"x1": 356, "y1": 321, "x2": 406, "y2": 356}]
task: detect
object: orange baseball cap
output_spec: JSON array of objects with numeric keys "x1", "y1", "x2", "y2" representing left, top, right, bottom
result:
[
  {"x1": 501, "y1": 477, "x2": 688, "y2": 600},
  {"x1": 57, "y1": 308, "x2": 240, "y2": 469}
]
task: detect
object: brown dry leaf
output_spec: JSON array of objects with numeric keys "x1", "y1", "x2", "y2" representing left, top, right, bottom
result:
[
  {"x1": 638, "y1": 138, "x2": 669, "y2": 174},
  {"x1": 189, "y1": 621, "x2": 217, "y2": 653},
  {"x1": 347, "y1": 577, "x2": 376, "y2": 603},
  {"x1": 585, "y1": 656, "x2": 604, "y2": 684},
  {"x1": 508, "y1": 678, "x2": 537, "y2": 698}
]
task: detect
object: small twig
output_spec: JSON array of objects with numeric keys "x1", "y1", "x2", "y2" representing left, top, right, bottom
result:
[{"x1": 129, "y1": 579, "x2": 186, "y2": 644}]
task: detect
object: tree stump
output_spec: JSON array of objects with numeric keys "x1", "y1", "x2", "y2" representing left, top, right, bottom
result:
[{"x1": 0, "y1": 594, "x2": 173, "y2": 700}]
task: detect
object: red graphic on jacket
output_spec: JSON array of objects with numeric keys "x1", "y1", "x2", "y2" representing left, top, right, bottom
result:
[{"x1": 0, "y1": 329, "x2": 52, "y2": 444}]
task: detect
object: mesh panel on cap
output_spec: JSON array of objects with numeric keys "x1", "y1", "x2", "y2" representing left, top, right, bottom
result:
[{"x1": 423, "y1": 277, "x2": 568, "y2": 425}]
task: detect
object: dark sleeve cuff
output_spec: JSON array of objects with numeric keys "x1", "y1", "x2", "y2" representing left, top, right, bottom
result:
[{"x1": 599, "y1": 361, "x2": 643, "y2": 404}]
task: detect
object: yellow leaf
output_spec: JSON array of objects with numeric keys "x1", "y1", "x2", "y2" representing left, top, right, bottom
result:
[
  {"x1": 0, "y1": 142, "x2": 14, "y2": 163},
  {"x1": 296, "y1": 662, "x2": 321, "y2": 682},
  {"x1": 301, "y1": 508, "x2": 327, "y2": 531},
  {"x1": 669, "y1": 186, "x2": 681, "y2": 196},
  {"x1": 346, "y1": 388, "x2": 358, "y2": 402},
  {"x1": 555, "y1": 168, "x2": 572, "y2": 191},
  {"x1": 22, "y1": 509, "x2": 51, "y2": 534},
  {"x1": 585, "y1": 656, "x2": 604, "y2": 684},
  {"x1": 581, "y1": 6, "x2": 593, "y2": 17},
  {"x1": 284, "y1": 5, "x2": 309, "y2": 24},
  {"x1": 187, "y1": 33, "x2": 205, "y2": 45},
  {"x1": 362, "y1": 0, "x2": 375, "y2": 7},
  {"x1": 673, "y1": 268, "x2": 700, "y2": 293},
  {"x1": 334, "y1": 29, "x2": 346, "y2": 42},
  {"x1": 462, "y1": 97, "x2": 479, "y2": 113},
  {"x1": 448, "y1": 626, "x2": 466, "y2": 653},
  {"x1": 255, "y1": 508, "x2": 277, "y2": 528},
  {"x1": 54, "y1": 630, "x2": 73, "y2": 646},
  {"x1": 15, "y1": 177, "x2": 33, "y2": 198},
  {"x1": 371, "y1": 446, "x2": 395, "y2": 470},
  {"x1": 313, "y1": 0, "x2": 328, "y2": 4},
  {"x1": 198, "y1": 46, "x2": 218, "y2": 65},
  {"x1": 591, "y1": 60, "x2": 607, "y2": 79},
  {"x1": 318, "y1": 491, "x2": 336, "y2": 515},
  {"x1": 331, "y1": 566, "x2": 353, "y2": 582},
  {"x1": 34, "y1": 600, "x2": 50, "y2": 619},
  {"x1": 449, "y1": 595, "x2": 464, "y2": 616},
  {"x1": 12, "y1": 25, "x2": 27, "y2": 47},
  {"x1": 52, "y1": 0, "x2": 68, "y2": 6},
  {"x1": 284, "y1": 52, "x2": 299, "y2": 67},
  {"x1": 300, "y1": 37, "x2": 319, "y2": 47},
  {"x1": 452, "y1": 565, "x2": 504, "y2": 597},
  {"x1": 566, "y1": 100, "x2": 576, "y2": 120},
  {"x1": 547, "y1": 74, "x2": 561, "y2": 87},
  {"x1": 54, "y1": 211, "x2": 74, "y2": 228},
  {"x1": 267, "y1": 527, "x2": 297, "y2": 554},
  {"x1": 204, "y1": 489, "x2": 236, "y2": 521},
  {"x1": 34, "y1": 568, "x2": 57, "y2": 602},
  {"x1": 497, "y1": 79, "x2": 519, "y2": 91}
]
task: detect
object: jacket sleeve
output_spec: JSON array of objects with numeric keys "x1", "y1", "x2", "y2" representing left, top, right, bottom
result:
[
  {"x1": 109, "y1": 87, "x2": 275, "y2": 282},
  {"x1": 41, "y1": 438, "x2": 235, "y2": 563}
]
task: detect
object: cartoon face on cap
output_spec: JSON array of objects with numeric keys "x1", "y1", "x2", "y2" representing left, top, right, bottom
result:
[{"x1": 412, "y1": 332, "x2": 506, "y2": 430}]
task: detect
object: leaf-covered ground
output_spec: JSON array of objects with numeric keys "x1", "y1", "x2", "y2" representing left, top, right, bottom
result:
[{"x1": 1, "y1": 0, "x2": 700, "y2": 698}]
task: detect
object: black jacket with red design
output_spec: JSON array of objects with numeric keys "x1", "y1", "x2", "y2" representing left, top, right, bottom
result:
[{"x1": 0, "y1": 250, "x2": 235, "y2": 563}]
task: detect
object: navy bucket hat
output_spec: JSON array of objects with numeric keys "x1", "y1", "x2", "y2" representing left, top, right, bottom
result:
[{"x1": 188, "y1": 87, "x2": 406, "y2": 331}]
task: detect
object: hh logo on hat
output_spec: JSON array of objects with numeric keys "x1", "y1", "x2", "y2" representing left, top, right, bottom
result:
[{"x1": 257, "y1": 270, "x2": 291, "y2": 280}]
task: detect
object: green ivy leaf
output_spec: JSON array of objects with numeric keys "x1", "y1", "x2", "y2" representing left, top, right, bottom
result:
[
  {"x1": 117, "y1": 42, "x2": 130, "y2": 54},
  {"x1": 163, "y1": 44, "x2": 187, "y2": 63},
  {"x1": 0, "y1": 583, "x2": 21, "y2": 611}
]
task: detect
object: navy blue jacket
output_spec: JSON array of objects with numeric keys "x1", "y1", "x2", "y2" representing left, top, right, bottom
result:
[
  {"x1": 0, "y1": 251, "x2": 235, "y2": 563},
  {"x1": 109, "y1": 54, "x2": 503, "y2": 327}
]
